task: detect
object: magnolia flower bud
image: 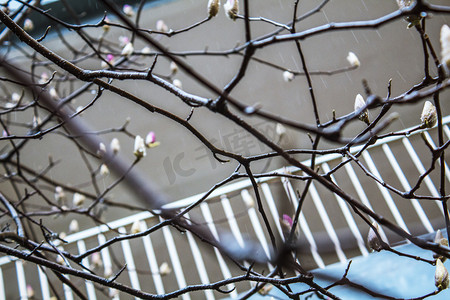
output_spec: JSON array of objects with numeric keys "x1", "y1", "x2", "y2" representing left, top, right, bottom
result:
[
  {"x1": 131, "y1": 220, "x2": 142, "y2": 234},
  {"x1": 396, "y1": 0, "x2": 412, "y2": 9},
  {"x1": 435, "y1": 259, "x2": 449, "y2": 290},
  {"x1": 59, "y1": 232, "x2": 67, "y2": 240},
  {"x1": 367, "y1": 222, "x2": 387, "y2": 251},
  {"x1": 23, "y1": 19, "x2": 34, "y2": 32},
  {"x1": 55, "y1": 186, "x2": 66, "y2": 203},
  {"x1": 276, "y1": 123, "x2": 287, "y2": 137},
  {"x1": 73, "y1": 193, "x2": 85, "y2": 207},
  {"x1": 98, "y1": 142, "x2": 107, "y2": 156},
  {"x1": 173, "y1": 79, "x2": 183, "y2": 89},
  {"x1": 102, "y1": 17, "x2": 110, "y2": 32},
  {"x1": 91, "y1": 252, "x2": 103, "y2": 268},
  {"x1": 170, "y1": 61, "x2": 178, "y2": 74},
  {"x1": 69, "y1": 219, "x2": 79, "y2": 233},
  {"x1": 433, "y1": 230, "x2": 449, "y2": 262},
  {"x1": 133, "y1": 135, "x2": 146, "y2": 159},
  {"x1": 39, "y1": 72, "x2": 49, "y2": 85},
  {"x1": 346, "y1": 51, "x2": 360, "y2": 67},
  {"x1": 119, "y1": 36, "x2": 130, "y2": 46},
  {"x1": 224, "y1": 0, "x2": 239, "y2": 20},
  {"x1": 26, "y1": 284, "x2": 35, "y2": 298},
  {"x1": 141, "y1": 46, "x2": 151, "y2": 54},
  {"x1": 145, "y1": 131, "x2": 160, "y2": 148},
  {"x1": 354, "y1": 94, "x2": 370, "y2": 125},
  {"x1": 396, "y1": 0, "x2": 421, "y2": 28},
  {"x1": 282, "y1": 71, "x2": 294, "y2": 82},
  {"x1": 56, "y1": 254, "x2": 65, "y2": 265},
  {"x1": 104, "y1": 266, "x2": 113, "y2": 278},
  {"x1": 110, "y1": 138, "x2": 120, "y2": 154},
  {"x1": 121, "y1": 43, "x2": 134, "y2": 56},
  {"x1": 156, "y1": 20, "x2": 169, "y2": 32},
  {"x1": 159, "y1": 262, "x2": 172, "y2": 276},
  {"x1": 5, "y1": 102, "x2": 14, "y2": 109},
  {"x1": 11, "y1": 92, "x2": 20, "y2": 103},
  {"x1": 100, "y1": 164, "x2": 110, "y2": 177},
  {"x1": 208, "y1": 0, "x2": 220, "y2": 18},
  {"x1": 109, "y1": 289, "x2": 119, "y2": 298},
  {"x1": 123, "y1": 4, "x2": 134, "y2": 17},
  {"x1": 420, "y1": 101, "x2": 437, "y2": 128},
  {"x1": 258, "y1": 284, "x2": 273, "y2": 295},
  {"x1": 440, "y1": 24, "x2": 450, "y2": 74},
  {"x1": 49, "y1": 87, "x2": 59, "y2": 100},
  {"x1": 101, "y1": 54, "x2": 115, "y2": 68},
  {"x1": 280, "y1": 214, "x2": 299, "y2": 240}
]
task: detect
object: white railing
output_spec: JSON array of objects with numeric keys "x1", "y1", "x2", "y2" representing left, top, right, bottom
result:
[{"x1": 1, "y1": 115, "x2": 449, "y2": 299}]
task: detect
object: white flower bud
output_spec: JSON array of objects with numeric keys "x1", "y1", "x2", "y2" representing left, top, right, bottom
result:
[
  {"x1": 141, "y1": 46, "x2": 151, "y2": 54},
  {"x1": 133, "y1": 135, "x2": 146, "y2": 159},
  {"x1": 4, "y1": 102, "x2": 14, "y2": 109},
  {"x1": 354, "y1": 94, "x2": 369, "y2": 125},
  {"x1": 11, "y1": 92, "x2": 20, "y2": 103},
  {"x1": 39, "y1": 72, "x2": 49, "y2": 85},
  {"x1": 131, "y1": 220, "x2": 142, "y2": 234},
  {"x1": 440, "y1": 24, "x2": 450, "y2": 74},
  {"x1": 396, "y1": 0, "x2": 421, "y2": 28},
  {"x1": 73, "y1": 193, "x2": 85, "y2": 207},
  {"x1": 119, "y1": 36, "x2": 130, "y2": 47},
  {"x1": 224, "y1": 0, "x2": 239, "y2": 20},
  {"x1": 98, "y1": 142, "x2": 107, "y2": 156},
  {"x1": 170, "y1": 61, "x2": 178, "y2": 74},
  {"x1": 258, "y1": 284, "x2": 273, "y2": 295},
  {"x1": 282, "y1": 71, "x2": 294, "y2": 82},
  {"x1": 104, "y1": 266, "x2": 113, "y2": 278},
  {"x1": 159, "y1": 262, "x2": 172, "y2": 276},
  {"x1": 396, "y1": 0, "x2": 413, "y2": 9},
  {"x1": 121, "y1": 43, "x2": 134, "y2": 56},
  {"x1": 208, "y1": 0, "x2": 220, "y2": 18},
  {"x1": 69, "y1": 219, "x2": 79, "y2": 233},
  {"x1": 276, "y1": 123, "x2": 287, "y2": 137},
  {"x1": 49, "y1": 87, "x2": 59, "y2": 100},
  {"x1": 100, "y1": 164, "x2": 109, "y2": 177},
  {"x1": 110, "y1": 138, "x2": 120, "y2": 154},
  {"x1": 26, "y1": 284, "x2": 35, "y2": 298},
  {"x1": 91, "y1": 252, "x2": 103, "y2": 268},
  {"x1": 156, "y1": 20, "x2": 169, "y2": 32},
  {"x1": 55, "y1": 186, "x2": 66, "y2": 203},
  {"x1": 420, "y1": 101, "x2": 437, "y2": 128},
  {"x1": 435, "y1": 259, "x2": 449, "y2": 290},
  {"x1": 23, "y1": 19, "x2": 34, "y2": 32},
  {"x1": 109, "y1": 289, "x2": 119, "y2": 298},
  {"x1": 145, "y1": 131, "x2": 160, "y2": 148},
  {"x1": 102, "y1": 17, "x2": 110, "y2": 32},
  {"x1": 367, "y1": 222, "x2": 387, "y2": 251},
  {"x1": 346, "y1": 51, "x2": 360, "y2": 67},
  {"x1": 56, "y1": 254, "x2": 65, "y2": 265},
  {"x1": 123, "y1": 4, "x2": 134, "y2": 17},
  {"x1": 173, "y1": 79, "x2": 182, "y2": 89},
  {"x1": 434, "y1": 229, "x2": 449, "y2": 262}
]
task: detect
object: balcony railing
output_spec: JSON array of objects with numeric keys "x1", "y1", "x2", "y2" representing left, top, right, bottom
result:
[{"x1": 1, "y1": 115, "x2": 449, "y2": 299}]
